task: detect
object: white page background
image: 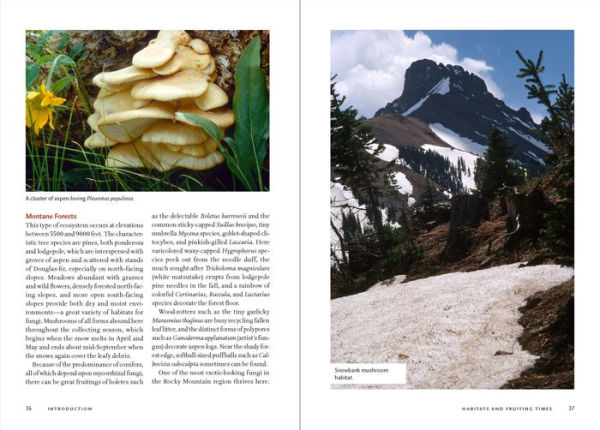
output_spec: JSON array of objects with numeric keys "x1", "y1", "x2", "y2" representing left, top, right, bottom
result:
[
  {"x1": 301, "y1": 0, "x2": 599, "y2": 429},
  {"x1": 0, "y1": 1, "x2": 299, "y2": 429}
]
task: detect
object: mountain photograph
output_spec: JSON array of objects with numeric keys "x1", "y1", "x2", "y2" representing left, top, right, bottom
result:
[{"x1": 330, "y1": 30, "x2": 574, "y2": 389}]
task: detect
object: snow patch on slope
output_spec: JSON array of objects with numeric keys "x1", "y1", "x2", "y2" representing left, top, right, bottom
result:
[
  {"x1": 330, "y1": 182, "x2": 368, "y2": 246},
  {"x1": 421, "y1": 144, "x2": 479, "y2": 191},
  {"x1": 393, "y1": 172, "x2": 413, "y2": 195},
  {"x1": 402, "y1": 77, "x2": 450, "y2": 116},
  {"x1": 331, "y1": 263, "x2": 574, "y2": 389},
  {"x1": 513, "y1": 116, "x2": 535, "y2": 131},
  {"x1": 526, "y1": 151, "x2": 545, "y2": 165},
  {"x1": 331, "y1": 182, "x2": 398, "y2": 253},
  {"x1": 508, "y1": 126, "x2": 550, "y2": 153},
  {"x1": 367, "y1": 143, "x2": 399, "y2": 162},
  {"x1": 429, "y1": 123, "x2": 487, "y2": 155}
]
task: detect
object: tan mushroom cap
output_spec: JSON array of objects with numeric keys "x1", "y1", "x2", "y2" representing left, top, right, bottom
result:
[
  {"x1": 92, "y1": 73, "x2": 134, "y2": 92},
  {"x1": 87, "y1": 111, "x2": 100, "y2": 133},
  {"x1": 97, "y1": 101, "x2": 175, "y2": 143},
  {"x1": 141, "y1": 120, "x2": 209, "y2": 145},
  {"x1": 98, "y1": 65, "x2": 157, "y2": 85},
  {"x1": 176, "y1": 105, "x2": 235, "y2": 129},
  {"x1": 192, "y1": 83, "x2": 229, "y2": 111},
  {"x1": 105, "y1": 141, "x2": 148, "y2": 169},
  {"x1": 189, "y1": 38, "x2": 210, "y2": 55},
  {"x1": 93, "y1": 88, "x2": 136, "y2": 118},
  {"x1": 97, "y1": 88, "x2": 118, "y2": 98},
  {"x1": 131, "y1": 69, "x2": 209, "y2": 101},
  {"x1": 84, "y1": 132, "x2": 117, "y2": 148},
  {"x1": 132, "y1": 30, "x2": 191, "y2": 69},
  {"x1": 198, "y1": 57, "x2": 216, "y2": 78},
  {"x1": 152, "y1": 46, "x2": 212, "y2": 76},
  {"x1": 106, "y1": 141, "x2": 224, "y2": 172}
]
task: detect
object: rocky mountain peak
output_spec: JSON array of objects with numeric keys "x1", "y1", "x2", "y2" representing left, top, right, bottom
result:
[
  {"x1": 515, "y1": 107, "x2": 534, "y2": 123},
  {"x1": 375, "y1": 59, "x2": 490, "y2": 118},
  {"x1": 372, "y1": 58, "x2": 548, "y2": 172}
]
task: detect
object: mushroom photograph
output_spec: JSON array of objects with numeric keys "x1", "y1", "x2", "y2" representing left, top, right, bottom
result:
[{"x1": 25, "y1": 30, "x2": 269, "y2": 191}]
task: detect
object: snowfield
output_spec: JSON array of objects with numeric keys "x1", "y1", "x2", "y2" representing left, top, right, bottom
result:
[
  {"x1": 421, "y1": 143, "x2": 479, "y2": 191},
  {"x1": 331, "y1": 263, "x2": 574, "y2": 389},
  {"x1": 330, "y1": 182, "x2": 368, "y2": 245},
  {"x1": 393, "y1": 172, "x2": 413, "y2": 195},
  {"x1": 429, "y1": 123, "x2": 487, "y2": 155},
  {"x1": 330, "y1": 182, "x2": 398, "y2": 254},
  {"x1": 367, "y1": 143, "x2": 399, "y2": 162}
]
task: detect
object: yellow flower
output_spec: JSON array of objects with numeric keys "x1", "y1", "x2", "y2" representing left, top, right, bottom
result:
[{"x1": 26, "y1": 83, "x2": 66, "y2": 135}]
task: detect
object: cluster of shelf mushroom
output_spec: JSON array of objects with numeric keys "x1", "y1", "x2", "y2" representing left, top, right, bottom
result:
[{"x1": 85, "y1": 30, "x2": 234, "y2": 171}]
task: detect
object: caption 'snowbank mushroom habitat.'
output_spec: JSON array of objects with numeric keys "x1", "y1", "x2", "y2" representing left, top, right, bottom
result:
[{"x1": 86, "y1": 30, "x2": 234, "y2": 172}]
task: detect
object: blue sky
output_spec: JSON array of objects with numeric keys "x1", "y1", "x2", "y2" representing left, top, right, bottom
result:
[{"x1": 331, "y1": 30, "x2": 574, "y2": 122}]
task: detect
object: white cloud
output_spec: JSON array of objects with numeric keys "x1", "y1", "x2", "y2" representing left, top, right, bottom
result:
[
  {"x1": 530, "y1": 112, "x2": 544, "y2": 125},
  {"x1": 331, "y1": 31, "x2": 503, "y2": 118}
]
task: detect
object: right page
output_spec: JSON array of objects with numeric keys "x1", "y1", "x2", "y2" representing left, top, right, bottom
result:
[{"x1": 301, "y1": 0, "x2": 599, "y2": 427}]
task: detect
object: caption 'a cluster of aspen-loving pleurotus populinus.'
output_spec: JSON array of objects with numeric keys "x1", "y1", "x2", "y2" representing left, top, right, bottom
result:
[{"x1": 84, "y1": 30, "x2": 235, "y2": 172}]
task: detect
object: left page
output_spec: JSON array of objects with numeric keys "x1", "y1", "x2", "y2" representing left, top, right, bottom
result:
[{"x1": 0, "y1": 1, "x2": 299, "y2": 429}]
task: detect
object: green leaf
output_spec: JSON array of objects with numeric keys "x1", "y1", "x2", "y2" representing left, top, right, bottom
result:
[
  {"x1": 174, "y1": 112, "x2": 224, "y2": 142},
  {"x1": 26, "y1": 63, "x2": 40, "y2": 90},
  {"x1": 26, "y1": 42, "x2": 44, "y2": 60},
  {"x1": 35, "y1": 54, "x2": 55, "y2": 65},
  {"x1": 231, "y1": 35, "x2": 269, "y2": 190},
  {"x1": 46, "y1": 54, "x2": 77, "y2": 87},
  {"x1": 69, "y1": 43, "x2": 85, "y2": 60},
  {"x1": 52, "y1": 76, "x2": 72, "y2": 94},
  {"x1": 51, "y1": 54, "x2": 76, "y2": 68},
  {"x1": 57, "y1": 34, "x2": 70, "y2": 51},
  {"x1": 219, "y1": 137, "x2": 254, "y2": 191}
]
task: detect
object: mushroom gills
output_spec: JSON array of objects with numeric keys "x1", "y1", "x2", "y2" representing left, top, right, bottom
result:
[
  {"x1": 97, "y1": 101, "x2": 175, "y2": 143},
  {"x1": 107, "y1": 141, "x2": 224, "y2": 172},
  {"x1": 141, "y1": 119, "x2": 209, "y2": 145}
]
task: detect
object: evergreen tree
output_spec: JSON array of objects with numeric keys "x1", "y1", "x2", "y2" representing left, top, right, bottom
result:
[
  {"x1": 331, "y1": 77, "x2": 388, "y2": 253},
  {"x1": 330, "y1": 78, "x2": 421, "y2": 294},
  {"x1": 396, "y1": 145, "x2": 464, "y2": 193},
  {"x1": 421, "y1": 180, "x2": 435, "y2": 211},
  {"x1": 475, "y1": 128, "x2": 524, "y2": 200},
  {"x1": 516, "y1": 50, "x2": 574, "y2": 258}
]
